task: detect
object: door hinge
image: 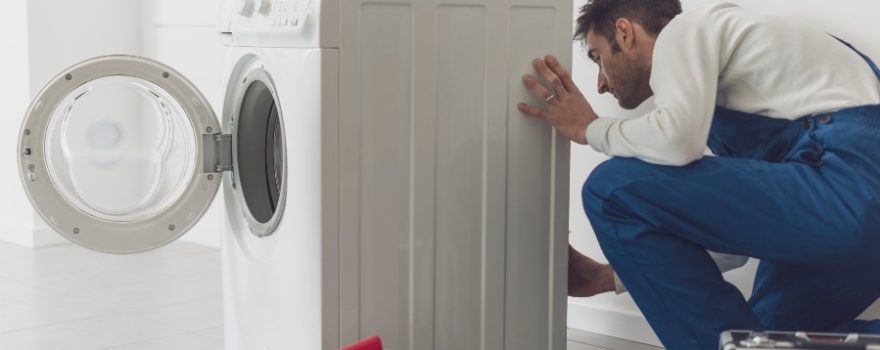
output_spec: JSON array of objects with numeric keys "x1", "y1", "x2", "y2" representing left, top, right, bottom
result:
[{"x1": 203, "y1": 133, "x2": 233, "y2": 173}]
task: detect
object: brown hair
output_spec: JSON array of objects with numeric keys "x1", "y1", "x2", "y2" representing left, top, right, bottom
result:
[{"x1": 574, "y1": 0, "x2": 682, "y2": 50}]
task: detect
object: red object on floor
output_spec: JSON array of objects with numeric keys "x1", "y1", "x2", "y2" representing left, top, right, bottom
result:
[{"x1": 340, "y1": 336, "x2": 383, "y2": 350}]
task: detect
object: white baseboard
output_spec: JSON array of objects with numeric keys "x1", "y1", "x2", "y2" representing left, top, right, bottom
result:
[
  {"x1": 567, "y1": 301, "x2": 662, "y2": 347},
  {"x1": 0, "y1": 227, "x2": 36, "y2": 248},
  {"x1": 33, "y1": 224, "x2": 69, "y2": 247}
]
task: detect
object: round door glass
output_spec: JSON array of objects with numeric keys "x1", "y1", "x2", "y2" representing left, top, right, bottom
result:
[{"x1": 44, "y1": 75, "x2": 198, "y2": 222}]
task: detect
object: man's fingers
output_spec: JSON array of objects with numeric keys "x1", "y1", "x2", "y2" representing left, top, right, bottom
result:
[
  {"x1": 545, "y1": 55, "x2": 578, "y2": 94},
  {"x1": 522, "y1": 74, "x2": 555, "y2": 102},
  {"x1": 533, "y1": 59, "x2": 567, "y2": 96},
  {"x1": 517, "y1": 103, "x2": 549, "y2": 120}
]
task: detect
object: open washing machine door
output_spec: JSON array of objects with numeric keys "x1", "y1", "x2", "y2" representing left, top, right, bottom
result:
[{"x1": 17, "y1": 55, "x2": 227, "y2": 253}]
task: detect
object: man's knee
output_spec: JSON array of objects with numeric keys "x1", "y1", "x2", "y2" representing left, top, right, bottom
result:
[
  {"x1": 582, "y1": 157, "x2": 657, "y2": 206},
  {"x1": 581, "y1": 157, "x2": 660, "y2": 239}
]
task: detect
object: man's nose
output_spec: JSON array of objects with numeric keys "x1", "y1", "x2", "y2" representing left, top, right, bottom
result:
[{"x1": 597, "y1": 73, "x2": 608, "y2": 94}]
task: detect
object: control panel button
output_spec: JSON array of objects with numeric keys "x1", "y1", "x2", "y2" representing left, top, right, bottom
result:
[
  {"x1": 236, "y1": 0, "x2": 254, "y2": 16},
  {"x1": 256, "y1": 0, "x2": 272, "y2": 15}
]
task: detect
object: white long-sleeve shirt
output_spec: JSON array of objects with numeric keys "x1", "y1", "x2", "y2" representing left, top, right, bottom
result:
[
  {"x1": 585, "y1": 2, "x2": 880, "y2": 166},
  {"x1": 593, "y1": 3, "x2": 880, "y2": 294}
]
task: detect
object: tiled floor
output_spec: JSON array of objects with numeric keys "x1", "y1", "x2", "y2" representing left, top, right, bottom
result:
[
  {"x1": 0, "y1": 240, "x2": 659, "y2": 350},
  {"x1": 0, "y1": 240, "x2": 222, "y2": 350},
  {"x1": 567, "y1": 328, "x2": 662, "y2": 350}
]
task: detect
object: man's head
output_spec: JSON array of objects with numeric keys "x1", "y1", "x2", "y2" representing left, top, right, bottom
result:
[{"x1": 575, "y1": 0, "x2": 682, "y2": 109}]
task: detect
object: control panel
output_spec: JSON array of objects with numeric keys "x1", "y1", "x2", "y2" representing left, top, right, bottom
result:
[
  {"x1": 221, "y1": 0, "x2": 313, "y2": 34},
  {"x1": 219, "y1": 0, "x2": 337, "y2": 48}
]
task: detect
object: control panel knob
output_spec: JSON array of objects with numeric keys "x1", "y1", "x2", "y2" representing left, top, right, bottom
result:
[
  {"x1": 236, "y1": 0, "x2": 254, "y2": 16},
  {"x1": 256, "y1": 0, "x2": 272, "y2": 15}
]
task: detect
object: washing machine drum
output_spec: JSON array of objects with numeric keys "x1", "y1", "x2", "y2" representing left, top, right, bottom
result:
[
  {"x1": 232, "y1": 79, "x2": 285, "y2": 229},
  {"x1": 17, "y1": 55, "x2": 285, "y2": 253}
]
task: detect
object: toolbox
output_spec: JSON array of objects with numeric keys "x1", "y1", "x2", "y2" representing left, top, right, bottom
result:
[{"x1": 721, "y1": 330, "x2": 880, "y2": 349}]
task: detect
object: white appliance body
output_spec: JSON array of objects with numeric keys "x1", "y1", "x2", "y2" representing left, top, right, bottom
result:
[
  {"x1": 332, "y1": 2, "x2": 573, "y2": 349},
  {"x1": 219, "y1": 45, "x2": 338, "y2": 350},
  {"x1": 222, "y1": 1, "x2": 576, "y2": 347},
  {"x1": 18, "y1": 0, "x2": 573, "y2": 349}
]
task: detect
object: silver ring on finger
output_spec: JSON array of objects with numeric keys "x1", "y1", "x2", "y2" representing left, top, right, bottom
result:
[{"x1": 545, "y1": 93, "x2": 557, "y2": 103}]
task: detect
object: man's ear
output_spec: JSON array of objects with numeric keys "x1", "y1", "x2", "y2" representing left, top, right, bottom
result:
[{"x1": 615, "y1": 18, "x2": 635, "y2": 50}]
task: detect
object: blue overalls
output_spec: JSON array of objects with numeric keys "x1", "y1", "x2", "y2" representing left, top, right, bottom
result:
[{"x1": 581, "y1": 40, "x2": 880, "y2": 350}]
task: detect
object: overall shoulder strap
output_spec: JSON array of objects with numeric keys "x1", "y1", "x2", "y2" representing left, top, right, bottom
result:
[{"x1": 833, "y1": 36, "x2": 880, "y2": 80}]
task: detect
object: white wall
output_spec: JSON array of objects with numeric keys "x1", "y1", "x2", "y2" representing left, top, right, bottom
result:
[
  {"x1": 0, "y1": 0, "x2": 38, "y2": 248},
  {"x1": 0, "y1": 0, "x2": 143, "y2": 248},
  {"x1": 27, "y1": 0, "x2": 143, "y2": 91},
  {"x1": 29, "y1": 0, "x2": 143, "y2": 247},
  {"x1": 567, "y1": 0, "x2": 880, "y2": 345},
  {"x1": 140, "y1": 0, "x2": 227, "y2": 248},
  {"x1": 0, "y1": 0, "x2": 226, "y2": 249}
]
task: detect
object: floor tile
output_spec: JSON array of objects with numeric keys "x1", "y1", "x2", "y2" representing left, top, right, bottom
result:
[
  {"x1": 0, "y1": 297, "x2": 223, "y2": 350},
  {"x1": 567, "y1": 340, "x2": 609, "y2": 350},
  {"x1": 0, "y1": 241, "x2": 662, "y2": 350},
  {"x1": 0, "y1": 294, "x2": 112, "y2": 333},
  {"x1": 63, "y1": 272, "x2": 222, "y2": 314},
  {"x1": 101, "y1": 327, "x2": 223, "y2": 350},
  {"x1": 0, "y1": 280, "x2": 55, "y2": 306},
  {"x1": 15, "y1": 251, "x2": 219, "y2": 295},
  {"x1": 568, "y1": 328, "x2": 663, "y2": 350}
]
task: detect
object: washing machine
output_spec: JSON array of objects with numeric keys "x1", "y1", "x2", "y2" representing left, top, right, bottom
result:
[
  {"x1": 17, "y1": 0, "x2": 572, "y2": 349},
  {"x1": 216, "y1": 1, "x2": 339, "y2": 348}
]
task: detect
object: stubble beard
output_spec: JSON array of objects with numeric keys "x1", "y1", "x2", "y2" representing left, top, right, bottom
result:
[{"x1": 616, "y1": 53, "x2": 654, "y2": 110}]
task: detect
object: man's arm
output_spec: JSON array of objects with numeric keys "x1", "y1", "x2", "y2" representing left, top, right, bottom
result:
[
  {"x1": 586, "y1": 14, "x2": 722, "y2": 166},
  {"x1": 569, "y1": 244, "x2": 749, "y2": 296},
  {"x1": 568, "y1": 245, "x2": 617, "y2": 297},
  {"x1": 520, "y1": 12, "x2": 725, "y2": 166}
]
